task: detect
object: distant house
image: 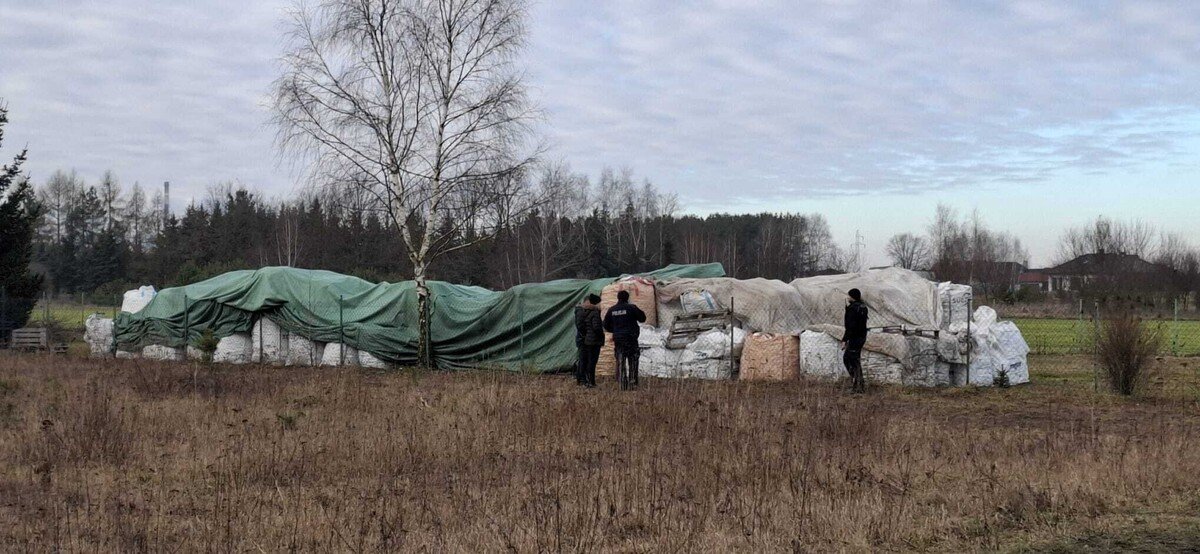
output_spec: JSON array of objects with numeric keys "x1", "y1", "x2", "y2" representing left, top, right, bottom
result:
[
  {"x1": 1017, "y1": 270, "x2": 1048, "y2": 292},
  {"x1": 1036, "y1": 251, "x2": 1169, "y2": 293}
]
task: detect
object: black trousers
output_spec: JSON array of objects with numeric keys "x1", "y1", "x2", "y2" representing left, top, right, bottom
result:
[
  {"x1": 614, "y1": 340, "x2": 639, "y2": 388},
  {"x1": 843, "y1": 339, "x2": 866, "y2": 392},
  {"x1": 577, "y1": 344, "x2": 600, "y2": 386}
]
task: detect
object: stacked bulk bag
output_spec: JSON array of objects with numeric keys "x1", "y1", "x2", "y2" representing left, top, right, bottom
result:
[
  {"x1": 319, "y1": 343, "x2": 359, "y2": 367},
  {"x1": 285, "y1": 335, "x2": 325, "y2": 366},
  {"x1": 84, "y1": 315, "x2": 114, "y2": 357},
  {"x1": 739, "y1": 332, "x2": 800, "y2": 381},
  {"x1": 596, "y1": 277, "x2": 658, "y2": 377},
  {"x1": 251, "y1": 317, "x2": 289, "y2": 365},
  {"x1": 213, "y1": 333, "x2": 253, "y2": 364},
  {"x1": 121, "y1": 286, "x2": 157, "y2": 314}
]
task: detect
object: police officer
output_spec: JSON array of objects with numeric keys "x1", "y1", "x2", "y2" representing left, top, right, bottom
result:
[
  {"x1": 574, "y1": 294, "x2": 604, "y2": 388},
  {"x1": 840, "y1": 288, "x2": 869, "y2": 393},
  {"x1": 603, "y1": 290, "x2": 647, "y2": 390}
]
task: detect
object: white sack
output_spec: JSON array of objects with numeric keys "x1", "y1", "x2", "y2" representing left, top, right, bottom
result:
[
  {"x1": 285, "y1": 335, "x2": 324, "y2": 366},
  {"x1": 358, "y1": 350, "x2": 393, "y2": 370},
  {"x1": 121, "y1": 285, "x2": 157, "y2": 314},
  {"x1": 213, "y1": 333, "x2": 253, "y2": 364},
  {"x1": 319, "y1": 342, "x2": 359, "y2": 367},
  {"x1": 251, "y1": 317, "x2": 288, "y2": 365},
  {"x1": 972, "y1": 306, "x2": 998, "y2": 333},
  {"x1": 637, "y1": 324, "x2": 667, "y2": 349},
  {"x1": 992, "y1": 321, "x2": 1031, "y2": 385},
  {"x1": 937, "y1": 282, "x2": 973, "y2": 330},
  {"x1": 680, "y1": 289, "x2": 720, "y2": 314},
  {"x1": 799, "y1": 330, "x2": 843, "y2": 379},
  {"x1": 862, "y1": 351, "x2": 905, "y2": 384},
  {"x1": 84, "y1": 314, "x2": 114, "y2": 357},
  {"x1": 639, "y1": 347, "x2": 682, "y2": 378},
  {"x1": 143, "y1": 344, "x2": 183, "y2": 361}
]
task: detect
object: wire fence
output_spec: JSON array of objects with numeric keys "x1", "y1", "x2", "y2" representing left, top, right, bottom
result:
[
  {"x1": 3, "y1": 290, "x2": 1199, "y2": 363},
  {"x1": 1006, "y1": 298, "x2": 1200, "y2": 356}
]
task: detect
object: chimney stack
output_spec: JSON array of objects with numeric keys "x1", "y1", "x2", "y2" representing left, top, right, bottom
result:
[{"x1": 163, "y1": 181, "x2": 170, "y2": 220}]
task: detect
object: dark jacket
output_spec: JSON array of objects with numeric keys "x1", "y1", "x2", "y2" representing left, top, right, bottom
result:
[
  {"x1": 842, "y1": 300, "x2": 869, "y2": 343},
  {"x1": 574, "y1": 304, "x2": 605, "y2": 347},
  {"x1": 603, "y1": 301, "x2": 647, "y2": 343}
]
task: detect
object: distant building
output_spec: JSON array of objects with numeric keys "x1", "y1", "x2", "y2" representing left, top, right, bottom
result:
[{"x1": 1035, "y1": 251, "x2": 1169, "y2": 293}]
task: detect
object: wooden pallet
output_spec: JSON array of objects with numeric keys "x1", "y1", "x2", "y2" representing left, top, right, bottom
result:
[
  {"x1": 666, "y1": 310, "x2": 732, "y2": 349},
  {"x1": 9, "y1": 327, "x2": 68, "y2": 354}
]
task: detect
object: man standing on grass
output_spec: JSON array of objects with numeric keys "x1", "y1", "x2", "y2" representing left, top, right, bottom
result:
[
  {"x1": 840, "y1": 288, "x2": 869, "y2": 393},
  {"x1": 603, "y1": 290, "x2": 647, "y2": 390},
  {"x1": 574, "y1": 294, "x2": 604, "y2": 388}
]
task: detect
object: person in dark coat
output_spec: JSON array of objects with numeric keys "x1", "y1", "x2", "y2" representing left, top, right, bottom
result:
[
  {"x1": 840, "y1": 288, "x2": 869, "y2": 393},
  {"x1": 574, "y1": 294, "x2": 604, "y2": 387},
  {"x1": 603, "y1": 290, "x2": 647, "y2": 390}
]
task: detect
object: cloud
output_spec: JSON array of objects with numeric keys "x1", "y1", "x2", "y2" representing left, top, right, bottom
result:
[
  {"x1": 527, "y1": 0, "x2": 1200, "y2": 206},
  {"x1": 2, "y1": 0, "x2": 1199, "y2": 214}
]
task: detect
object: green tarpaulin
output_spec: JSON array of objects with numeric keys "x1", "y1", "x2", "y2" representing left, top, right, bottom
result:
[{"x1": 113, "y1": 263, "x2": 725, "y2": 371}]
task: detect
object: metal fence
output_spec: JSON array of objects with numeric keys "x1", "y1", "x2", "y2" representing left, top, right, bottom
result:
[{"x1": 1006, "y1": 298, "x2": 1200, "y2": 357}]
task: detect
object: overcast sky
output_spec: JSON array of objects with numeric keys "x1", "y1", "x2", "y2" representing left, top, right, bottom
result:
[{"x1": 2, "y1": 1, "x2": 1198, "y2": 266}]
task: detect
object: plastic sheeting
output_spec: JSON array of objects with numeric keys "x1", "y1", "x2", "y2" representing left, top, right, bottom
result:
[
  {"x1": 114, "y1": 264, "x2": 722, "y2": 372},
  {"x1": 658, "y1": 268, "x2": 944, "y2": 334}
]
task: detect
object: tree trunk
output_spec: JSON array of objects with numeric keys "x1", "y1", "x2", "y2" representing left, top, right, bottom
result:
[{"x1": 414, "y1": 263, "x2": 433, "y2": 369}]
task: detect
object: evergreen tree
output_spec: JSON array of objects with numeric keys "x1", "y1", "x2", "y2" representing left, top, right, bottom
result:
[{"x1": 0, "y1": 105, "x2": 43, "y2": 335}]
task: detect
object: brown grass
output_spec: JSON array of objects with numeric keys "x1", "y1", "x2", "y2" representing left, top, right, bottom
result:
[{"x1": 1, "y1": 353, "x2": 1199, "y2": 552}]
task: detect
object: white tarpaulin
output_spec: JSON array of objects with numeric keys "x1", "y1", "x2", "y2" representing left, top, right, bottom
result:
[{"x1": 658, "y1": 268, "x2": 944, "y2": 335}]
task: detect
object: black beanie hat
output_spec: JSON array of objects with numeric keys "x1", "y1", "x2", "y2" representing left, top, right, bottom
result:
[{"x1": 848, "y1": 288, "x2": 862, "y2": 301}]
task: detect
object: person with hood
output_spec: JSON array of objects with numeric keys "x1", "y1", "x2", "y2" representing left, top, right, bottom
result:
[
  {"x1": 603, "y1": 290, "x2": 647, "y2": 390},
  {"x1": 574, "y1": 294, "x2": 604, "y2": 387},
  {"x1": 840, "y1": 288, "x2": 869, "y2": 393}
]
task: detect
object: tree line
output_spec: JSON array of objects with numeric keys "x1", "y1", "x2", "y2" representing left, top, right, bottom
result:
[{"x1": 24, "y1": 164, "x2": 856, "y2": 301}]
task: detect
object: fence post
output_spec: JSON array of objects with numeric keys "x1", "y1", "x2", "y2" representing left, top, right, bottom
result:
[
  {"x1": 183, "y1": 294, "x2": 190, "y2": 355},
  {"x1": 729, "y1": 296, "x2": 736, "y2": 380},
  {"x1": 517, "y1": 289, "x2": 526, "y2": 373},
  {"x1": 1173, "y1": 297, "x2": 1180, "y2": 357},
  {"x1": 338, "y1": 295, "x2": 345, "y2": 366},
  {"x1": 1092, "y1": 300, "x2": 1100, "y2": 392},
  {"x1": 965, "y1": 296, "x2": 972, "y2": 385}
]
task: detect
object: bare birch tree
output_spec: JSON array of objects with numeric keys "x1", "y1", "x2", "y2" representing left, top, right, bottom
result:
[{"x1": 273, "y1": 0, "x2": 539, "y2": 365}]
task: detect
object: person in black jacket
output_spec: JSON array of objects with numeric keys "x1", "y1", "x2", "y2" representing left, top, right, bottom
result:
[
  {"x1": 840, "y1": 288, "x2": 869, "y2": 393},
  {"x1": 603, "y1": 290, "x2": 647, "y2": 390},
  {"x1": 574, "y1": 294, "x2": 604, "y2": 388}
]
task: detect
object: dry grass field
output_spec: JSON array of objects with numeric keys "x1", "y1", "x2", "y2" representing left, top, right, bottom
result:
[{"x1": 1, "y1": 353, "x2": 1199, "y2": 552}]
